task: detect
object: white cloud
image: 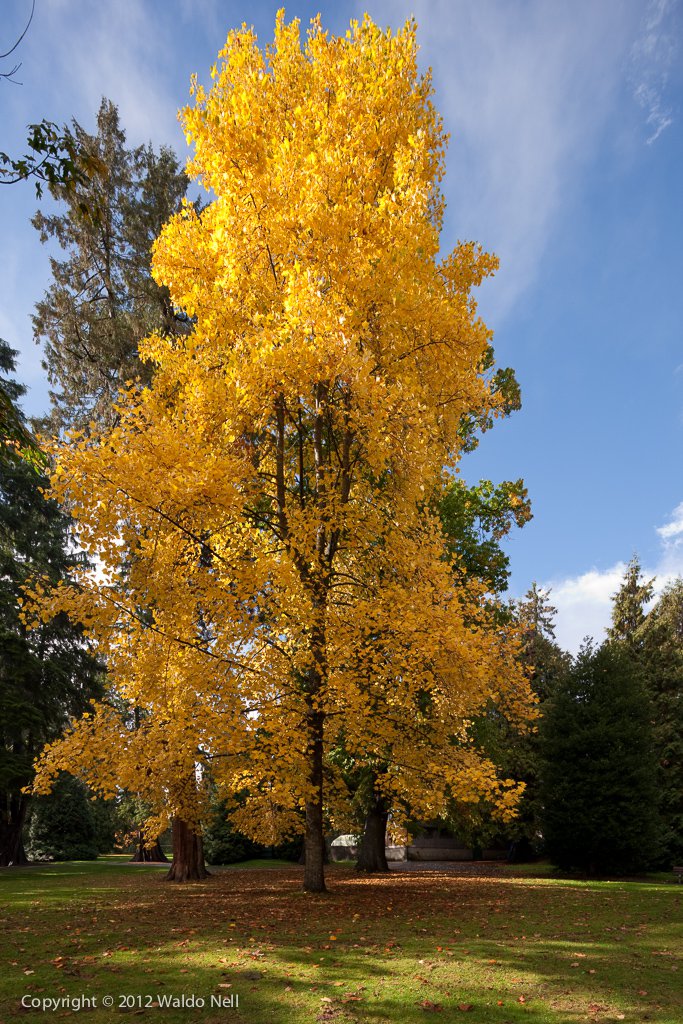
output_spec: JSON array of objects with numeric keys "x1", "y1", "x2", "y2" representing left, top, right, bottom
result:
[
  {"x1": 544, "y1": 500, "x2": 683, "y2": 654},
  {"x1": 546, "y1": 563, "x2": 628, "y2": 654},
  {"x1": 630, "y1": 0, "x2": 678, "y2": 144},
  {"x1": 656, "y1": 500, "x2": 683, "y2": 541}
]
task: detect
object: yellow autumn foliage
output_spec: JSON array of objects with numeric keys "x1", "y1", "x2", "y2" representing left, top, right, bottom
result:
[{"x1": 28, "y1": 13, "x2": 535, "y2": 885}]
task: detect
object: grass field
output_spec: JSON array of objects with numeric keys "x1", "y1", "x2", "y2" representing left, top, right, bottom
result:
[{"x1": 1, "y1": 858, "x2": 681, "y2": 1023}]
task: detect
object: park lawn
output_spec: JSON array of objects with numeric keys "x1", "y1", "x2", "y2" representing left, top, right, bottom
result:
[{"x1": 1, "y1": 860, "x2": 681, "y2": 1024}]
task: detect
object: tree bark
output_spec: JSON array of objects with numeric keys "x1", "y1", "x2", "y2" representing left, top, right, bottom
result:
[
  {"x1": 303, "y1": 705, "x2": 326, "y2": 892},
  {"x1": 130, "y1": 831, "x2": 168, "y2": 863},
  {"x1": 0, "y1": 793, "x2": 29, "y2": 867},
  {"x1": 274, "y1": 389, "x2": 331, "y2": 894},
  {"x1": 356, "y1": 789, "x2": 390, "y2": 873},
  {"x1": 166, "y1": 819, "x2": 209, "y2": 882}
]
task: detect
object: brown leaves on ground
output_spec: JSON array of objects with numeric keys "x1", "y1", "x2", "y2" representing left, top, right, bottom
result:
[{"x1": 4, "y1": 861, "x2": 681, "y2": 1024}]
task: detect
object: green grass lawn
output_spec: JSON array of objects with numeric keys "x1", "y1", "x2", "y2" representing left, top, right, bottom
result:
[{"x1": 1, "y1": 858, "x2": 681, "y2": 1023}]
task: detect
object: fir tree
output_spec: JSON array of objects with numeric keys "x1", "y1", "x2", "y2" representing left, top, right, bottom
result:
[
  {"x1": 540, "y1": 641, "x2": 661, "y2": 875},
  {"x1": 483, "y1": 585, "x2": 570, "y2": 857},
  {"x1": 26, "y1": 773, "x2": 98, "y2": 861},
  {"x1": 0, "y1": 340, "x2": 102, "y2": 865},
  {"x1": 32, "y1": 98, "x2": 190, "y2": 432},
  {"x1": 608, "y1": 556, "x2": 654, "y2": 646},
  {"x1": 639, "y1": 580, "x2": 683, "y2": 864}
]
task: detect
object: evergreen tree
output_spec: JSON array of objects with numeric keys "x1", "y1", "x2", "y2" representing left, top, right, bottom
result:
[
  {"x1": 540, "y1": 641, "x2": 661, "y2": 874},
  {"x1": 90, "y1": 795, "x2": 119, "y2": 855},
  {"x1": 608, "y1": 556, "x2": 654, "y2": 645},
  {"x1": 516, "y1": 584, "x2": 569, "y2": 697},
  {"x1": 0, "y1": 339, "x2": 102, "y2": 865},
  {"x1": 607, "y1": 560, "x2": 681, "y2": 864},
  {"x1": 479, "y1": 585, "x2": 570, "y2": 857},
  {"x1": 639, "y1": 580, "x2": 683, "y2": 864},
  {"x1": 26, "y1": 773, "x2": 98, "y2": 861},
  {"x1": 32, "y1": 98, "x2": 190, "y2": 432}
]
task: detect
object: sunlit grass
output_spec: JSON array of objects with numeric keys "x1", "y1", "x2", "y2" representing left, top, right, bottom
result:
[{"x1": 2, "y1": 859, "x2": 681, "y2": 1023}]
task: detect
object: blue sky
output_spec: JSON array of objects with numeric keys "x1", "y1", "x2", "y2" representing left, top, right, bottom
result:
[{"x1": 1, "y1": 0, "x2": 682, "y2": 651}]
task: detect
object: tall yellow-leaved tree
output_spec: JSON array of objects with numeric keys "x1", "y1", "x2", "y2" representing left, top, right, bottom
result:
[{"x1": 30, "y1": 13, "x2": 535, "y2": 891}]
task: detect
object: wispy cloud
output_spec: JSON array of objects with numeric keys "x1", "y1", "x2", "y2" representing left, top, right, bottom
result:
[
  {"x1": 363, "y1": 0, "x2": 681, "y2": 317},
  {"x1": 544, "y1": 500, "x2": 683, "y2": 653},
  {"x1": 42, "y1": 0, "x2": 185, "y2": 148},
  {"x1": 362, "y1": 0, "x2": 646, "y2": 320},
  {"x1": 630, "y1": 0, "x2": 678, "y2": 144}
]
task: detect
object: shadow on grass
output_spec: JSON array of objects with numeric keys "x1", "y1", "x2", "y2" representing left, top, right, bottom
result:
[{"x1": 2, "y1": 863, "x2": 681, "y2": 1024}]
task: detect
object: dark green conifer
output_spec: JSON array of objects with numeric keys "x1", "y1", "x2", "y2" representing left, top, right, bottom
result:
[
  {"x1": 0, "y1": 340, "x2": 101, "y2": 865},
  {"x1": 540, "y1": 641, "x2": 661, "y2": 874}
]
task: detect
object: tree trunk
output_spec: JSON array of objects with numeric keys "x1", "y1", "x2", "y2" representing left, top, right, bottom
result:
[
  {"x1": 274, "y1": 389, "x2": 332, "y2": 893},
  {"x1": 166, "y1": 819, "x2": 209, "y2": 882},
  {"x1": 0, "y1": 793, "x2": 30, "y2": 867},
  {"x1": 0, "y1": 822, "x2": 29, "y2": 867},
  {"x1": 356, "y1": 792, "x2": 390, "y2": 873},
  {"x1": 130, "y1": 831, "x2": 168, "y2": 863},
  {"x1": 303, "y1": 706, "x2": 326, "y2": 892}
]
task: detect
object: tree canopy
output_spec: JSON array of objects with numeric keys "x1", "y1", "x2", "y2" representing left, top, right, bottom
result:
[{"x1": 29, "y1": 14, "x2": 535, "y2": 891}]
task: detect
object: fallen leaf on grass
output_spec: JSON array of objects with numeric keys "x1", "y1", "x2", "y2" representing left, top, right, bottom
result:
[
  {"x1": 418, "y1": 999, "x2": 443, "y2": 1011},
  {"x1": 457, "y1": 1003, "x2": 474, "y2": 1012}
]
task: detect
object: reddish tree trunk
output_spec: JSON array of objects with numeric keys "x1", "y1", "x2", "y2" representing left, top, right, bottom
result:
[
  {"x1": 166, "y1": 819, "x2": 208, "y2": 882},
  {"x1": 130, "y1": 832, "x2": 168, "y2": 863}
]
